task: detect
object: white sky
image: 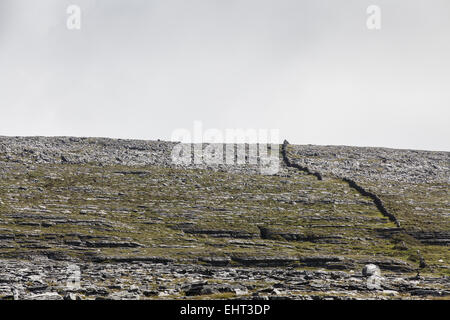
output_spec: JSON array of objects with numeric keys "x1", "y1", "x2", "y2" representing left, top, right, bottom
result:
[{"x1": 1, "y1": 0, "x2": 449, "y2": 151}]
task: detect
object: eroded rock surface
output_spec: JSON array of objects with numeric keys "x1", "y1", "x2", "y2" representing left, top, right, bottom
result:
[
  {"x1": 0, "y1": 137, "x2": 448, "y2": 300},
  {"x1": 285, "y1": 142, "x2": 450, "y2": 247}
]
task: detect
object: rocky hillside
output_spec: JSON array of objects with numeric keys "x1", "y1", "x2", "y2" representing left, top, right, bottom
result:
[{"x1": 0, "y1": 136, "x2": 448, "y2": 300}]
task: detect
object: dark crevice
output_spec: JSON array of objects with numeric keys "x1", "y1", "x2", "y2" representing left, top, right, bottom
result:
[
  {"x1": 281, "y1": 140, "x2": 322, "y2": 180},
  {"x1": 281, "y1": 140, "x2": 401, "y2": 228},
  {"x1": 341, "y1": 177, "x2": 400, "y2": 227}
]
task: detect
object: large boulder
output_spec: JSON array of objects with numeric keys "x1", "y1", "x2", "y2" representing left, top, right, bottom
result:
[{"x1": 362, "y1": 264, "x2": 381, "y2": 277}]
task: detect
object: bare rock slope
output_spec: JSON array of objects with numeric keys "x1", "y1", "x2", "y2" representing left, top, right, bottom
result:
[{"x1": 0, "y1": 136, "x2": 448, "y2": 300}]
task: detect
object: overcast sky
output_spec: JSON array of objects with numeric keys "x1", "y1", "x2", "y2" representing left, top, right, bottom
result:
[{"x1": 1, "y1": 0, "x2": 449, "y2": 151}]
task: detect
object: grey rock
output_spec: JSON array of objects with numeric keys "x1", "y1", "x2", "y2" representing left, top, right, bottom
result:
[{"x1": 362, "y1": 264, "x2": 381, "y2": 277}]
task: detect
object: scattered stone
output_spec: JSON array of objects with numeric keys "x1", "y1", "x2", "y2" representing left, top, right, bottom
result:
[{"x1": 362, "y1": 264, "x2": 381, "y2": 277}]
